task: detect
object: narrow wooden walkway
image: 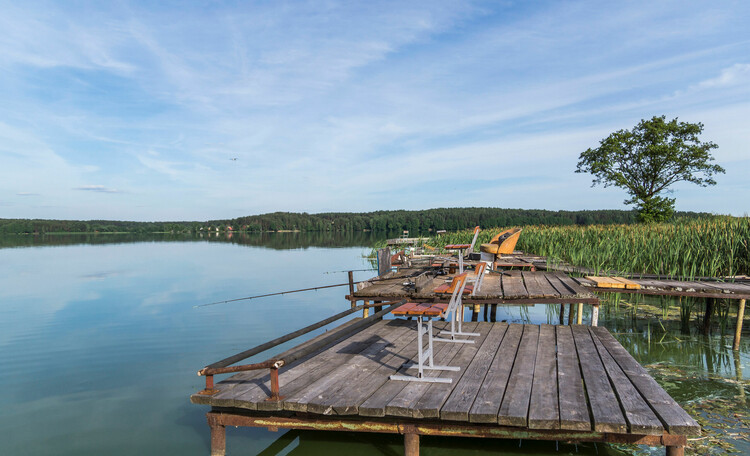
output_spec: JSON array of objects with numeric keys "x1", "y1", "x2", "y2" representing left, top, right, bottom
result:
[
  {"x1": 576, "y1": 275, "x2": 750, "y2": 299},
  {"x1": 354, "y1": 269, "x2": 598, "y2": 304},
  {"x1": 193, "y1": 319, "x2": 698, "y2": 453}
]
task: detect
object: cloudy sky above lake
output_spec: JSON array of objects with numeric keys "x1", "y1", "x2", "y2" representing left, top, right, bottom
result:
[{"x1": 1, "y1": 1, "x2": 748, "y2": 221}]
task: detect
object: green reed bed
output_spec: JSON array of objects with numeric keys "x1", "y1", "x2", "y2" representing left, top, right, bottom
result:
[
  {"x1": 424, "y1": 217, "x2": 749, "y2": 278},
  {"x1": 517, "y1": 217, "x2": 749, "y2": 278}
]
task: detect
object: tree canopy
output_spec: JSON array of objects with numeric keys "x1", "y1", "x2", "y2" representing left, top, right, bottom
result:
[
  {"x1": 0, "y1": 208, "x2": 717, "y2": 234},
  {"x1": 576, "y1": 115, "x2": 725, "y2": 222}
]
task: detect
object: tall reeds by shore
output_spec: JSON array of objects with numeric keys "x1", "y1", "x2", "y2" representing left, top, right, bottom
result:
[{"x1": 428, "y1": 217, "x2": 749, "y2": 278}]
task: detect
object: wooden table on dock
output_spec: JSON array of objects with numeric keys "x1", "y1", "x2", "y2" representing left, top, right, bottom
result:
[
  {"x1": 192, "y1": 320, "x2": 698, "y2": 456},
  {"x1": 352, "y1": 268, "x2": 601, "y2": 325}
]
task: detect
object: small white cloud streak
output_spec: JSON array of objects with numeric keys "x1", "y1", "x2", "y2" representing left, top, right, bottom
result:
[
  {"x1": 696, "y1": 63, "x2": 750, "y2": 89},
  {"x1": 73, "y1": 185, "x2": 122, "y2": 194}
]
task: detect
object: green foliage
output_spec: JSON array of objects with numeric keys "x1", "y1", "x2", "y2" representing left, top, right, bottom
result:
[
  {"x1": 517, "y1": 217, "x2": 749, "y2": 277},
  {"x1": 635, "y1": 195, "x2": 675, "y2": 223},
  {"x1": 0, "y1": 207, "x2": 715, "y2": 235},
  {"x1": 576, "y1": 115, "x2": 725, "y2": 223},
  {"x1": 423, "y1": 217, "x2": 749, "y2": 277}
]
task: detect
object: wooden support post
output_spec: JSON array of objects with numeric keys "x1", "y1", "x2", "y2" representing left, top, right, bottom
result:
[
  {"x1": 703, "y1": 298, "x2": 715, "y2": 335},
  {"x1": 567, "y1": 303, "x2": 575, "y2": 325},
  {"x1": 733, "y1": 299, "x2": 745, "y2": 351},
  {"x1": 577, "y1": 303, "x2": 583, "y2": 325},
  {"x1": 490, "y1": 304, "x2": 497, "y2": 322},
  {"x1": 472, "y1": 304, "x2": 480, "y2": 322},
  {"x1": 209, "y1": 422, "x2": 226, "y2": 456},
  {"x1": 559, "y1": 303, "x2": 565, "y2": 325},
  {"x1": 377, "y1": 248, "x2": 391, "y2": 276},
  {"x1": 591, "y1": 304, "x2": 599, "y2": 327},
  {"x1": 483, "y1": 304, "x2": 489, "y2": 322},
  {"x1": 734, "y1": 350, "x2": 746, "y2": 404},
  {"x1": 404, "y1": 432, "x2": 419, "y2": 456},
  {"x1": 666, "y1": 445, "x2": 684, "y2": 456},
  {"x1": 363, "y1": 300, "x2": 370, "y2": 318},
  {"x1": 348, "y1": 271, "x2": 355, "y2": 309}
]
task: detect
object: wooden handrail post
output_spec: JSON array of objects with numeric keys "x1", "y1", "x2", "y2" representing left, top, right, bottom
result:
[
  {"x1": 348, "y1": 270, "x2": 356, "y2": 309},
  {"x1": 734, "y1": 299, "x2": 746, "y2": 351}
]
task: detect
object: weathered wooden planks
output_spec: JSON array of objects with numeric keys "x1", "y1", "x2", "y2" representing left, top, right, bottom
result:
[
  {"x1": 384, "y1": 322, "x2": 483, "y2": 418},
  {"x1": 555, "y1": 272, "x2": 594, "y2": 297},
  {"x1": 469, "y1": 324, "x2": 524, "y2": 423},
  {"x1": 591, "y1": 328, "x2": 662, "y2": 434},
  {"x1": 284, "y1": 321, "x2": 417, "y2": 414},
  {"x1": 472, "y1": 274, "x2": 503, "y2": 298},
  {"x1": 214, "y1": 319, "x2": 392, "y2": 411},
  {"x1": 498, "y1": 324, "x2": 539, "y2": 426},
  {"x1": 440, "y1": 323, "x2": 509, "y2": 421},
  {"x1": 586, "y1": 276, "x2": 641, "y2": 290},
  {"x1": 410, "y1": 323, "x2": 493, "y2": 419},
  {"x1": 528, "y1": 324, "x2": 559, "y2": 429},
  {"x1": 591, "y1": 327, "x2": 700, "y2": 435},
  {"x1": 522, "y1": 271, "x2": 560, "y2": 298},
  {"x1": 556, "y1": 326, "x2": 590, "y2": 430},
  {"x1": 571, "y1": 325, "x2": 627, "y2": 433},
  {"x1": 501, "y1": 271, "x2": 529, "y2": 299},
  {"x1": 195, "y1": 320, "x2": 700, "y2": 440}
]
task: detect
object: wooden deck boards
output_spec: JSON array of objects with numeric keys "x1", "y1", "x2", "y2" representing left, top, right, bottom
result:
[
  {"x1": 192, "y1": 320, "x2": 700, "y2": 437},
  {"x1": 576, "y1": 276, "x2": 750, "y2": 299},
  {"x1": 353, "y1": 269, "x2": 597, "y2": 302}
]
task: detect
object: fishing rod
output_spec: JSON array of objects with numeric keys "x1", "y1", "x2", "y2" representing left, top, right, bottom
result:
[
  {"x1": 194, "y1": 268, "x2": 434, "y2": 308},
  {"x1": 323, "y1": 268, "x2": 377, "y2": 274},
  {"x1": 194, "y1": 283, "x2": 350, "y2": 308}
]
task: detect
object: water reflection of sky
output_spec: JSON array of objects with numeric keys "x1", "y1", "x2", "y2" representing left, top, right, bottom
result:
[{"x1": 0, "y1": 238, "x2": 375, "y2": 455}]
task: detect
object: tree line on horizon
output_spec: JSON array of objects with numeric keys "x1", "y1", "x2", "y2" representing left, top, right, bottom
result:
[{"x1": 0, "y1": 207, "x2": 717, "y2": 235}]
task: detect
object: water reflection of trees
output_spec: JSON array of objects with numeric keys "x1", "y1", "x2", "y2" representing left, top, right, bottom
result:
[{"x1": 0, "y1": 231, "x2": 386, "y2": 250}]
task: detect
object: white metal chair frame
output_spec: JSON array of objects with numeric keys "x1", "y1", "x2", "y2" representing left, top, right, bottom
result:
[
  {"x1": 444, "y1": 226, "x2": 481, "y2": 274},
  {"x1": 436, "y1": 274, "x2": 480, "y2": 342},
  {"x1": 466, "y1": 262, "x2": 488, "y2": 295}
]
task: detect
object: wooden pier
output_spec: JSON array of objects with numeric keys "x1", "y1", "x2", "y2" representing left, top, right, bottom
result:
[
  {"x1": 352, "y1": 267, "x2": 601, "y2": 325},
  {"x1": 192, "y1": 318, "x2": 698, "y2": 455}
]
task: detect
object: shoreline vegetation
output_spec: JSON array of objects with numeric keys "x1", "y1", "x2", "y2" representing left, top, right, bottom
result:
[
  {"x1": 0, "y1": 207, "x2": 719, "y2": 234},
  {"x1": 417, "y1": 217, "x2": 749, "y2": 278}
]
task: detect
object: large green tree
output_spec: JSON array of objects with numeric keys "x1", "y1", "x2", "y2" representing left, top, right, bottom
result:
[{"x1": 576, "y1": 115, "x2": 725, "y2": 222}]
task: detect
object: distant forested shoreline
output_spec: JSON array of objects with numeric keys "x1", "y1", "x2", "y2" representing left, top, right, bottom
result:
[{"x1": 0, "y1": 208, "x2": 716, "y2": 234}]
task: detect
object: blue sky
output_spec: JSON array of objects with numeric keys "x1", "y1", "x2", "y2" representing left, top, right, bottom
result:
[{"x1": 0, "y1": 1, "x2": 748, "y2": 221}]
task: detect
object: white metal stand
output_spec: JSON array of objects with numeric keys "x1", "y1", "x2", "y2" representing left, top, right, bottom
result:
[{"x1": 390, "y1": 317, "x2": 459, "y2": 383}]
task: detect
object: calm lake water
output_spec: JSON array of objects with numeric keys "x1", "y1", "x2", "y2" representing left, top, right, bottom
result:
[{"x1": 0, "y1": 233, "x2": 747, "y2": 455}]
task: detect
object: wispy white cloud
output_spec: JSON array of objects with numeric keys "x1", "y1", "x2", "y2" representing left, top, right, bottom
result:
[
  {"x1": 695, "y1": 63, "x2": 750, "y2": 89},
  {"x1": 73, "y1": 185, "x2": 122, "y2": 194}
]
